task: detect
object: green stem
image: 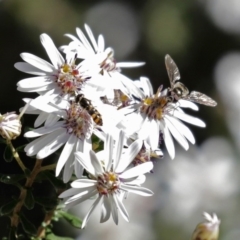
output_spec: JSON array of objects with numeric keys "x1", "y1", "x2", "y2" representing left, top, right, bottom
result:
[{"x1": 7, "y1": 140, "x2": 26, "y2": 172}]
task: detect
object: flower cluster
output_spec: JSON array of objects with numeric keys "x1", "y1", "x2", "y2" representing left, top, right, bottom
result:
[{"x1": 13, "y1": 24, "x2": 217, "y2": 227}]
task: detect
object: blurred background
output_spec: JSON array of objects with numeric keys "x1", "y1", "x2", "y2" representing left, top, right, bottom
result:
[{"x1": 0, "y1": 0, "x2": 240, "y2": 239}]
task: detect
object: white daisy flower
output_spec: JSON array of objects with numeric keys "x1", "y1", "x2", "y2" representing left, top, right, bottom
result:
[
  {"x1": 118, "y1": 77, "x2": 206, "y2": 159},
  {"x1": 59, "y1": 131, "x2": 154, "y2": 228},
  {"x1": 15, "y1": 33, "x2": 90, "y2": 106},
  {"x1": 61, "y1": 24, "x2": 144, "y2": 96},
  {"x1": 24, "y1": 96, "x2": 123, "y2": 182},
  {"x1": 191, "y1": 212, "x2": 220, "y2": 240}
]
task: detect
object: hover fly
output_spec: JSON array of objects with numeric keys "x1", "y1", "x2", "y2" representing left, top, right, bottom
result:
[
  {"x1": 165, "y1": 54, "x2": 217, "y2": 107},
  {"x1": 76, "y1": 94, "x2": 103, "y2": 126}
]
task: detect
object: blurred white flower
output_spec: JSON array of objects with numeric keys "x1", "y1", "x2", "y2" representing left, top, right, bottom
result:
[{"x1": 59, "y1": 131, "x2": 154, "y2": 228}]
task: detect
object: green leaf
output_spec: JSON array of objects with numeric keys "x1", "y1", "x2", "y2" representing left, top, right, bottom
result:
[
  {"x1": 58, "y1": 210, "x2": 82, "y2": 228},
  {"x1": 0, "y1": 199, "x2": 18, "y2": 216},
  {"x1": 0, "y1": 174, "x2": 25, "y2": 184},
  {"x1": 8, "y1": 227, "x2": 17, "y2": 240},
  {"x1": 39, "y1": 171, "x2": 66, "y2": 189},
  {"x1": 24, "y1": 190, "x2": 35, "y2": 210},
  {"x1": 4, "y1": 144, "x2": 13, "y2": 162},
  {"x1": 35, "y1": 197, "x2": 58, "y2": 209},
  {"x1": 0, "y1": 138, "x2": 6, "y2": 144},
  {"x1": 16, "y1": 144, "x2": 27, "y2": 152},
  {"x1": 46, "y1": 233, "x2": 74, "y2": 240},
  {"x1": 19, "y1": 213, "x2": 37, "y2": 235}
]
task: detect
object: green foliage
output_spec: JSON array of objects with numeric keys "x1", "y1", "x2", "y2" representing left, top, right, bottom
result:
[
  {"x1": 0, "y1": 174, "x2": 25, "y2": 188},
  {"x1": 0, "y1": 199, "x2": 18, "y2": 216},
  {"x1": 56, "y1": 210, "x2": 82, "y2": 229},
  {"x1": 35, "y1": 197, "x2": 59, "y2": 210},
  {"x1": 37, "y1": 171, "x2": 66, "y2": 190},
  {"x1": 24, "y1": 190, "x2": 35, "y2": 210},
  {"x1": 19, "y1": 213, "x2": 37, "y2": 235},
  {"x1": 4, "y1": 144, "x2": 13, "y2": 162}
]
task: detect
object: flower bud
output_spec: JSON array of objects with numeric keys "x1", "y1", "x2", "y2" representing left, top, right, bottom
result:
[{"x1": 191, "y1": 212, "x2": 220, "y2": 240}]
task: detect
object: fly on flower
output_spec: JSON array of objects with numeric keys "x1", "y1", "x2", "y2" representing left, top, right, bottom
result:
[
  {"x1": 165, "y1": 54, "x2": 217, "y2": 107},
  {"x1": 76, "y1": 94, "x2": 103, "y2": 126}
]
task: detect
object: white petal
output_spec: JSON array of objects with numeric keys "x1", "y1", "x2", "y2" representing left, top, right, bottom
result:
[
  {"x1": 172, "y1": 110, "x2": 206, "y2": 127},
  {"x1": 59, "y1": 188, "x2": 80, "y2": 198},
  {"x1": 116, "y1": 139, "x2": 143, "y2": 173},
  {"x1": 56, "y1": 134, "x2": 77, "y2": 176},
  {"x1": 116, "y1": 62, "x2": 145, "y2": 68},
  {"x1": 63, "y1": 155, "x2": 74, "y2": 183},
  {"x1": 161, "y1": 121, "x2": 175, "y2": 159},
  {"x1": 34, "y1": 112, "x2": 49, "y2": 128},
  {"x1": 84, "y1": 24, "x2": 98, "y2": 52},
  {"x1": 24, "y1": 121, "x2": 64, "y2": 137},
  {"x1": 64, "y1": 189, "x2": 98, "y2": 210},
  {"x1": 100, "y1": 196, "x2": 111, "y2": 223},
  {"x1": 104, "y1": 133, "x2": 114, "y2": 171},
  {"x1": 40, "y1": 33, "x2": 64, "y2": 69},
  {"x1": 71, "y1": 179, "x2": 97, "y2": 188},
  {"x1": 90, "y1": 150, "x2": 104, "y2": 175},
  {"x1": 75, "y1": 151, "x2": 95, "y2": 176},
  {"x1": 113, "y1": 130, "x2": 125, "y2": 171},
  {"x1": 165, "y1": 117, "x2": 189, "y2": 150},
  {"x1": 120, "y1": 184, "x2": 154, "y2": 196},
  {"x1": 17, "y1": 76, "x2": 53, "y2": 89},
  {"x1": 98, "y1": 35, "x2": 105, "y2": 52},
  {"x1": 14, "y1": 62, "x2": 47, "y2": 75},
  {"x1": 139, "y1": 77, "x2": 153, "y2": 96},
  {"x1": 165, "y1": 115, "x2": 195, "y2": 144},
  {"x1": 20, "y1": 53, "x2": 55, "y2": 72},
  {"x1": 113, "y1": 194, "x2": 129, "y2": 222},
  {"x1": 119, "y1": 162, "x2": 153, "y2": 179},
  {"x1": 81, "y1": 195, "x2": 103, "y2": 229},
  {"x1": 36, "y1": 132, "x2": 69, "y2": 159},
  {"x1": 178, "y1": 99, "x2": 199, "y2": 111},
  {"x1": 109, "y1": 194, "x2": 118, "y2": 225}
]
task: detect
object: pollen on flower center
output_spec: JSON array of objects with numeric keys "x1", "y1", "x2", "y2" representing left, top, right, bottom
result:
[
  {"x1": 64, "y1": 102, "x2": 93, "y2": 139},
  {"x1": 57, "y1": 63, "x2": 89, "y2": 94},
  {"x1": 96, "y1": 172, "x2": 120, "y2": 195},
  {"x1": 140, "y1": 96, "x2": 170, "y2": 120}
]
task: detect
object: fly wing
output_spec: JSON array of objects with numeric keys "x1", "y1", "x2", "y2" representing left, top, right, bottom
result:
[
  {"x1": 187, "y1": 91, "x2": 217, "y2": 107},
  {"x1": 165, "y1": 54, "x2": 181, "y2": 87}
]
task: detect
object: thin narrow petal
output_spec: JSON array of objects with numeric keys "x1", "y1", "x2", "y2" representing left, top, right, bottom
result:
[
  {"x1": 40, "y1": 33, "x2": 64, "y2": 68},
  {"x1": 165, "y1": 117, "x2": 189, "y2": 150},
  {"x1": 113, "y1": 130, "x2": 125, "y2": 171},
  {"x1": 81, "y1": 195, "x2": 103, "y2": 229},
  {"x1": 173, "y1": 110, "x2": 206, "y2": 127},
  {"x1": 56, "y1": 134, "x2": 77, "y2": 176},
  {"x1": 24, "y1": 121, "x2": 64, "y2": 138},
  {"x1": 90, "y1": 150, "x2": 104, "y2": 175},
  {"x1": 84, "y1": 24, "x2": 98, "y2": 52},
  {"x1": 113, "y1": 194, "x2": 129, "y2": 222},
  {"x1": 178, "y1": 99, "x2": 199, "y2": 111},
  {"x1": 119, "y1": 162, "x2": 153, "y2": 179},
  {"x1": 161, "y1": 120, "x2": 175, "y2": 159},
  {"x1": 116, "y1": 139, "x2": 143, "y2": 173},
  {"x1": 14, "y1": 62, "x2": 47, "y2": 75},
  {"x1": 75, "y1": 151, "x2": 95, "y2": 176},
  {"x1": 105, "y1": 133, "x2": 114, "y2": 171},
  {"x1": 109, "y1": 194, "x2": 118, "y2": 225},
  {"x1": 165, "y1": 115, "x2": 195, "y2": 144},
  {"x1": 71, "y1": 179, "x2": 97, "y2": 188},
  {"x1": 120, "y1": 184, "x2": 154, "y2": 196},
  {"x1": 116, "y1": 62, "x2": 145, "y2": 68},
  {"x1": 37, "y1": 132, "x2": 69, "y2": 159},
  {"x1": 139, "y1": 77, "x2": 153, "y2": 96},
  {"x1": 59, "y1": 188, "x2": 81, "y2": 198},
  {"x1": 20, "y1": 53, "x2": 55, "y2": 72},
  {"x1": 100, "y1": 196, "x2": 111, "y2": 223}
]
